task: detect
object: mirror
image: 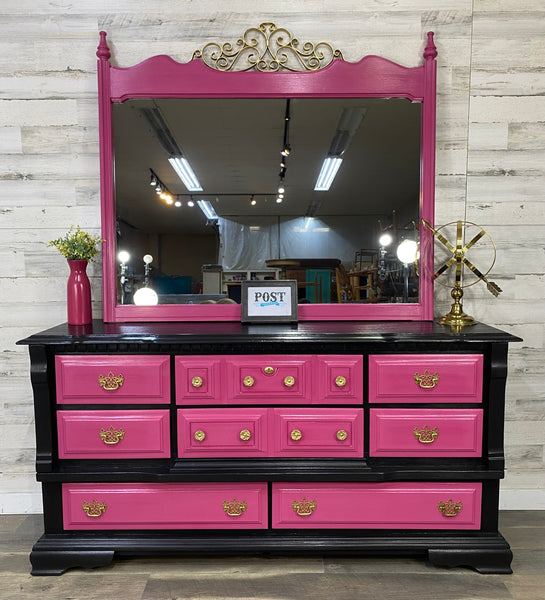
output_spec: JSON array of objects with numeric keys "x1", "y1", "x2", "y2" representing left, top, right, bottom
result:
[{"x1": 97, "y1": 26, "x2": 437, "y2": 322}]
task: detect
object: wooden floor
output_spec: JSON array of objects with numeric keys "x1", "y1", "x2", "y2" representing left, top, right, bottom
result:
[{"x1": 1, "y1": 512, "x2": 544, "y2": 600}]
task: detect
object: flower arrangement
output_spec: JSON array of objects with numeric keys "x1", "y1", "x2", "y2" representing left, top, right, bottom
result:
[{"x1": 47, "y1": 226, "x2": 104, "y2": 261}]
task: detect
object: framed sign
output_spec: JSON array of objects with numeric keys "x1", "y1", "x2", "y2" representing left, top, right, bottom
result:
[{"x1": 241, "y1": 280, "x2": 298, "y2": 323}]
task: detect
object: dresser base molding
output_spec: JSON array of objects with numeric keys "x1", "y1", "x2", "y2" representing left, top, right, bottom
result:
[{"x1": 29, "y1": 531, "x2": 513, "y2": 576}]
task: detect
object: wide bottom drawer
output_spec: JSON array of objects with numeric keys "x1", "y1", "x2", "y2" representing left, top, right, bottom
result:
[
  {"x1": 272, "y1": 482, "x2": 482, "y2": 529},
  {"x1": 63, "y1": 483, "x2": 268, "y2": 530}
]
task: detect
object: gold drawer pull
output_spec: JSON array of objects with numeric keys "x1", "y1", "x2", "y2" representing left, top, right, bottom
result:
[
  {"x1": 438, "y1": 499, "x2": 463, "y2": 517},
  {"x1": 239, "y1": 429, "x2": 251, "y2": 441},
  {"x1": 336, "y1": 429, "x2": 348, "y2": 441},
  {"x1": 414, "y1": 425, "x2": 439, "y2": 443},
  {"x1": 243, "y1": 375, "x2": 254, "y2": 387},
  {"x1": 284, "y1": 375, "x2": 295, "y2": 387},
  {"x1": 191, "y1": 376, "x2": 203, "y2": 388},
  {"x1": 82, "y1": 499, "x2": 107, "y2": 517},
  {"x1": 99, "y1": 426, "x2": 125, "y2": 445},
  {"x1": 263, "y1": 366, "x2": 275, "y2": 375},
  {"x1": 223, "y1": 498, "x2": 247, "y2": 517},
  {"x1": 98, "y1": 371, "x2": 124, "y2": 391},
  {"x1": 414, "y1": 369, "x2": 439, "y2": 389},
  {"x1": 194, "y1": 430, "x2": 206, "y2": 442},
  {"x1": 290, "y1": 429, "x2": 302, "y2": 441},
  {"x1": 335, "y1": 375, "x2": 347, "y2": 387},
  {"x1": 292, "y1": 497, "x2": 317, "y2": 516}
]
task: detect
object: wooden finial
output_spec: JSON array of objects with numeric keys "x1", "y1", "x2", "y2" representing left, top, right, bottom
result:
[
  {"x1": 423, "y1": 31, "x2": 437, "y2": 61},
  {"x1": 97, "y1": 31, "x2": 111, "y2": 61}
]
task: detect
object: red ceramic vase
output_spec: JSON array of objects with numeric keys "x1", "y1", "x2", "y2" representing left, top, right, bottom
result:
[{"x1": 67, "y1": 260, "x2": 92, "y2": 325}]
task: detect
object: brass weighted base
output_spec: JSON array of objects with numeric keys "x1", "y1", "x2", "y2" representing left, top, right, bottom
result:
[{"x1": 439, "y1": 284, "x2": 476, "y2": 328}]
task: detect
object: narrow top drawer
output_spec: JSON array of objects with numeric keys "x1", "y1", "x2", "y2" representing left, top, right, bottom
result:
[
  {"x1": 55, "y1": 355, "x2": 170, "y2": 404},
  {"x1": 368, "y1": 354, "x2": 483, "y2": 403}
]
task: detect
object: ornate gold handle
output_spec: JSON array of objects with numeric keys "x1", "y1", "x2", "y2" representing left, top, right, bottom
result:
[
  {"x1": 336, "y1": 429, "x2": 348, "y2": 441},
  {"x1": 414, "y1": 425, "x2": 439, "y2": 443},
  {"x1": 292, "y1": 497, "x2": 317, "y2": 516},
  {"x1": 194, "y1": 430, "x2": 206, "y2": 442},
  {"x1": 99, "y1": 426, "x2": 125, "y2": 445},
  {"x1": 290, "y1": 429, "x2": 302, "y2": 441},
  {"x1": 98, "y1": 371, "x2": 124, "y2": 391},
  {"x1": 438, "y1": 499, "x2": 463, "y2": 517},
  {"x1": 284, "y1": 375, "x2": 295, "y2": 387},
  {"x1": 82, "y1": 499, "x2": 107, "y2": 517},
  {"x1": 263, "y1": 366, "x2": 275, "y2": 375},
  {"x1": 243, "y1": 375, "x2": 254, "y2": 387},
  {"x1": 335, "y1": 375, "x2": 347, "y2": 387},
  {"x1": 223, "y1": 498, "x2": 247, "y2": 517},
  {"x1": 239, "y1": 429, "x2": 251, "y2": 441},
  {"x1": 191, "y1": 376, "x2": 203, "y2": 388},
  {"x1": 414, "y1": 369, "x2": 439, "y2": 389}
]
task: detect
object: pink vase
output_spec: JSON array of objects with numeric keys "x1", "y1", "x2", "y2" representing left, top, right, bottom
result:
[{"x1": 67, "y1": 260, "x2": 92, "y2": 325}]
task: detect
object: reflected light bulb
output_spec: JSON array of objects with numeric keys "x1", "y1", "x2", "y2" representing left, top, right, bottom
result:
[
  {"x1": 379, "y1": 233, "x2": 393, "y2": 247},
  {"x1": 143, "y1": 254, "x2": 153, "y2": 264},
  {"x1": 133, "y1": 287, "x2": 158, "y2": 305},
  {"x1": 396, "y1": 239, "x2": 418, "y2": 264},
  {"x1": 118, "y1": 250, "x2": 130, "y2": 264}
]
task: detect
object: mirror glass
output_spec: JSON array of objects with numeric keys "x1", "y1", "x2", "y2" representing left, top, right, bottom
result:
[{"x1": 113, "y1": 96, "x2": 421, "y2": 306}]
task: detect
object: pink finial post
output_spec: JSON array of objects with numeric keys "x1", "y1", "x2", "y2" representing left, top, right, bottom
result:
[
  {"x1": 423, "y1": 31, "x2": 437, "y2": 61},
  {"x1": 97, "y1": 31, "x2": 111, "y2": 61}
]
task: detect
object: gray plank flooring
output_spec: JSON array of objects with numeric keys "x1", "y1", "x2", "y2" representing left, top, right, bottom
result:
[{"x1": 0, "y1": 511, "x2": 543, "y2": 600}]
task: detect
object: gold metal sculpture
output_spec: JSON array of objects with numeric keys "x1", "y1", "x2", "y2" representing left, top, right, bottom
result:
[
  {"x1": 192, "y1": 22, "x2": 343, "y2": 72},
  {"x1": 422, "y1": 220, "x2": 502, "y2": 328}
]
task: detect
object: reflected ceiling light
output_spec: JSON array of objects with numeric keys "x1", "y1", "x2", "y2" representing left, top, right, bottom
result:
[
  {"x1": 278, "y1": 186, "x2": 285, "y2": 194},
  {"x1": 118, "y1": 250, "x2": 130, "y2": 264},
  {"x1": 379, "y1": 233, "x2": 393, "y2": 247},
  {"x1": 187, "y1": 199, "x2": 195, "y2": 207},
  {"x1": 314, "y1": 157, "x2": 343, "y2": 191},
  {"x1": 174, "y1": 200, "x2": 182, "y2": 207},
  {"x1": 396, "y1": 239, "x2": 418, "y2": 264},
  {"x1": 133, "y1": 287, "x2": 158, "y2": 306},
  {"x1": 197, "y1": 199, "x2": 218, "y2": 220},
  {"x1": 168, "y1": 156, "x2": 203, "y2": 192},
  {"x1": 250, "y1": 195, "x2": 257, "y2": 206},
  {"x1": 276, "y1": 197, "x2": 283, "y2": 203}
]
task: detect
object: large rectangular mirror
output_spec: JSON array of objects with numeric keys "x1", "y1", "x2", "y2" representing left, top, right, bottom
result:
[{"x1": 97, "y1": 26, "x2": 437, "y2": 322}]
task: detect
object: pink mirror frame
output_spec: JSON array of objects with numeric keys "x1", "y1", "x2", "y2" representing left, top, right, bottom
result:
[{"x1": 97, "y1": 31, "x2": 437, "y2": 323}]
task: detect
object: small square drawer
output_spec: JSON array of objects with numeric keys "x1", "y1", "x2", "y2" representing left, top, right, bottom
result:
[
  {"x1": 178, "y1": 408, "x2": 269, "y2": 458},
  {"x1": 272, "y1": 482, "x2": 482, "y2": 529},
  {"x1": 57, "y1": 410, "x2": 170, "y2": 459},
  {"x1": 225, "y1": 355, "x2": 312, "y2": 404},
  {"x1": 368, "y1": 354, "x2": 483, "y2": 403},
  {"x1": 369, "y1": 409, "x2": 483, "y2": 457},
  {"x1": 63, "y1": 482, "x2": 268, "y2": 530},
  {"x1": 55, "y1": 355, "x2": 170, "y2": 404},
  {"x1": 175, "y1": 356, "x2": 222, "y2": 405},
  {"x1": 272, "y1": 409, "x2": 364, "y2": 458},
  {"x1": 315, "y1": 356, "x2": 363, "y2": 404}
]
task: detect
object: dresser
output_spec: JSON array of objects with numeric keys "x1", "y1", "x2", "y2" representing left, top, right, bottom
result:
[{"x1": 19, "y1": 320, "x2": 519, "y2": 575}]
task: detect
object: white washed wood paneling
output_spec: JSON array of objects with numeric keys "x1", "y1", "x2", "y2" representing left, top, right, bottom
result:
[{"x1": 0, "y1": 1, "x2": 544, "y2": 513}]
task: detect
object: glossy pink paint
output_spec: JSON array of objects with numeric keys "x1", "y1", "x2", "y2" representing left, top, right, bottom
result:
[{"x1": 66, "y1": 260, "x2": 92, "y2": 325}]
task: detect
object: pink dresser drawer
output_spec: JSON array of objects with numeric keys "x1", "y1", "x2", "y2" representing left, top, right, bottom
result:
[
  {"x1": 315, "y1": 356, "x2": 363, "y2": 404},
  {"x1": 272, "y1": 482, "x2": 482, "y2": 529},
  {"x1": 272, "y1": 409, "x2": 363, "y2": 458},
  {"x1": 57, "y1": 410, "x2": 170, "y2": 459},
  {"x1": 226, "y1": 355, "x2": 312, "y2": 404},
  {"x1": 369, "y1": 409, "x2": 483, "y2": 457},
  {"x1": 178, "y1": 408, "x2": 269, "y2": 458},
  {"x1": 55, "y1": 355, "x2": 170, "y2": 404},
  {"x1": 175, "y1": 356, "x2": 222, "y2": 405},
  {"x1": 63, "y1": 482, "x2": 268, "y2": 530},
  {"x1": 368, "y1": 354, "x2": 483, "y2": 403}
]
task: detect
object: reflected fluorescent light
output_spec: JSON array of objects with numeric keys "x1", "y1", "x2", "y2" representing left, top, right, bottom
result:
[
  {"x1": 314, "y1": 157, "x2": 343, "y2": 191},
  {"x1": 197, "y1": 199, "x2": 218, "y2": 220},
  {"x1": 168, "y1": 157, "x2": 203, "y2": 192}
]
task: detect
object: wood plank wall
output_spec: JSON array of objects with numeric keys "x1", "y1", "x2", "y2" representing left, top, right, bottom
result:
[{"x1": 0, "y1": 1, "x2": 543, "y2": 512}]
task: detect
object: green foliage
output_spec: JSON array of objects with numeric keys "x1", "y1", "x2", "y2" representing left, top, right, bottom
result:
[{"x1": 47, "y1": 226, "x2": 104, "y2": 261}]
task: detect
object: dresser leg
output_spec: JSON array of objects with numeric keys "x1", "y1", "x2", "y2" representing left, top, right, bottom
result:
[
  {"x1": 428, "y1": 547, "x2": 513, "y2": 574},
  {"x1": 30, "y1": 549, "x2": 115, "y2": 576}
]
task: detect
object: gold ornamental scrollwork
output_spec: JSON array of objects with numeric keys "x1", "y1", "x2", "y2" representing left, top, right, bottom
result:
[
  {"x1": 438, "y1": 499, "x2": 463, "y2": 517},
  {"x1": 82, "y1": 499, "x2": 107, "y2": 517},
  {"x1": 98, "y1": 371, "x2": 124, "y2": 391},
  {"x1": 192, "y1": 22, "x2": 344, "y2": 72},
  {"x1": 292, "y1": 497, "x2": 317, "y2": 516},
  {"x1": 223, "y1": 498, "x2": 247, "y2": 517},
  {"x1": 99, "y1": 425, "x2": 125, "y2": 445},
  {"x1": 414, "y1": 370, "x2": 439, "y2": 389},
  {"x1": 414, "y1": 425, "x2": 439, "y2": 444}
]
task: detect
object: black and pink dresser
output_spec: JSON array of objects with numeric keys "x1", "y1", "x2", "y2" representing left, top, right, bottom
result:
[{"x1": 19, "y1": 320, "x2": 519, "y2": 574}]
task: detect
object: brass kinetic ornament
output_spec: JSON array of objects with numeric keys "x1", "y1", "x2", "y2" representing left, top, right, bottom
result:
[{"x1": 422, "y1": 220, "x2": 502, "y2": 327}]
